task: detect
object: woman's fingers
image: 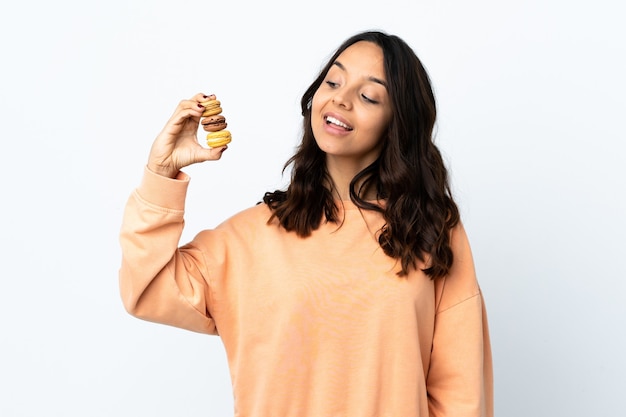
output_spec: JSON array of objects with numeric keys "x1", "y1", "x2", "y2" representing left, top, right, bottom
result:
[
  {"x1": 198, "y1": 144, "x2": 229, "y2": 161},
  {"x1": 147, "y1": 93, "x2": 227, "y2": 177},
  {"x1": 196, "y1": 93, "x2": 216, "y2": 103}
]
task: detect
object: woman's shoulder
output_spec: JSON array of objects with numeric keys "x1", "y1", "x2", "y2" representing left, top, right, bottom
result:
[
  {"x1": 192, "y1": 202, "x2": 277, "y2": 251},
  {"x1": 434, "y1": 222, "x2": 482, "y2": 313},
  {"x1": 215, "y1": 201, "x2": 277, "y2": 232}
]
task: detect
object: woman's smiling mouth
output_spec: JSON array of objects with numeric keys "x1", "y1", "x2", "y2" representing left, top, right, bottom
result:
[{"x1": 325, "y1": 116, "x2": 354, "y2": 131}]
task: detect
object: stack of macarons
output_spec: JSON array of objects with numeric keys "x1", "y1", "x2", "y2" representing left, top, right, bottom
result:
[{"x1": 200, "y1": 98, "x2": 232, "y2": 148}]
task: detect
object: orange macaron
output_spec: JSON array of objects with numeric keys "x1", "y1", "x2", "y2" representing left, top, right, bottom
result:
[{"x1": 200, "y1": 99, "x2": 222, "y2": 117}]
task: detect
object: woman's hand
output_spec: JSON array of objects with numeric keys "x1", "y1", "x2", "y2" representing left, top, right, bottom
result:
[{"x1": 147, "y1": 93, "x2": 228, "y2": 178}]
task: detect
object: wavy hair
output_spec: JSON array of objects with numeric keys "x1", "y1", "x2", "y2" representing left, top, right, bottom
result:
[{"x1": 263, "y1": 30, "x2": 459, "y2": 278}]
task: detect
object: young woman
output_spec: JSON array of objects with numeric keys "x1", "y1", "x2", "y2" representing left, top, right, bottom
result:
[{"x1": 120, "y1": 30, "x2": 493, "y2": 416}]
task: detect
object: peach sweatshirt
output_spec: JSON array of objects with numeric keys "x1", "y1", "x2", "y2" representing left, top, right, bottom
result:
[{"x1": 119, "y1": 168, "x2": 493, "y2": 417}]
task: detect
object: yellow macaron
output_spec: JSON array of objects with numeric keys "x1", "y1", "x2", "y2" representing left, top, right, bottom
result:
[{"x1": 206, "y1": 130, "x2": 232, "y2": 148}]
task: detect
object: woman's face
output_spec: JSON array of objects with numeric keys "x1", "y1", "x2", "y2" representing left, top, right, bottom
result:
[{"x1": 311, "y1": 41, "x2": 392, "y2": 171}]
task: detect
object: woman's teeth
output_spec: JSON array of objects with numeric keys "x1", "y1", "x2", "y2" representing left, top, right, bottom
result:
[{"x1": 326, "y1": 116, "x2": 353, "y2": 131}]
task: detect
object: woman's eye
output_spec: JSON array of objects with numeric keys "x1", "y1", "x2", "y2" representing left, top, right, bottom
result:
[
  {"x1": 326, "y1": 80, "x2": 338, "y2": 88},
  {"x1": 362, "y1": 94, "x2": 379, "y2": 104}
]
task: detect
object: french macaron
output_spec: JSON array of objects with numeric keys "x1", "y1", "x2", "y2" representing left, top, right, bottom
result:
[
  {"x1": 201, "y1": 114, "x2": 228, "y2": 132},
  {"x1": 200, "y1": 99, "x2": 222, "y2": 117},
  {"x1": 206, "y1": 130, "x2": 232, "y2": 148}
]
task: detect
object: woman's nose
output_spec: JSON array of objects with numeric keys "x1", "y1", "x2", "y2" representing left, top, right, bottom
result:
[{"x1": 332, "y1": 90, "x2": 352, "y2": 110}]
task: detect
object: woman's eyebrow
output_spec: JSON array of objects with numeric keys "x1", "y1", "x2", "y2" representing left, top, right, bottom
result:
[{"x1": 332, "y1": 60, "x2": 388, "y2": 89}]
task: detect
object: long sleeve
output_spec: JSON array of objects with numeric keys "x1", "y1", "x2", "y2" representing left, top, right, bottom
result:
[
  {"x1": 427, "y1": 224, "x2": 494, "y2": 417},
  {"x1": 118, "y1": 167, "x2": 217, "y2": 334}
]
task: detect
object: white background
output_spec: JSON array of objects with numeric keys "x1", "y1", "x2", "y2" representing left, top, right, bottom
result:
[{"x1": 1, "y1": 1, "x2": 624, "y2": 416}]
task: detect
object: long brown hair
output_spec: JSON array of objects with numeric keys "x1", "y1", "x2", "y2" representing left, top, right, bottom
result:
[{"x1": 263, "y1": 31, "x2": 459, "y2": 278}]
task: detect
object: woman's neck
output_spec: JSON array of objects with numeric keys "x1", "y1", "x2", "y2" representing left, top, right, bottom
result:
[{"x1": 326, "y1": 159, "x2": 377, "y2": 201}]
